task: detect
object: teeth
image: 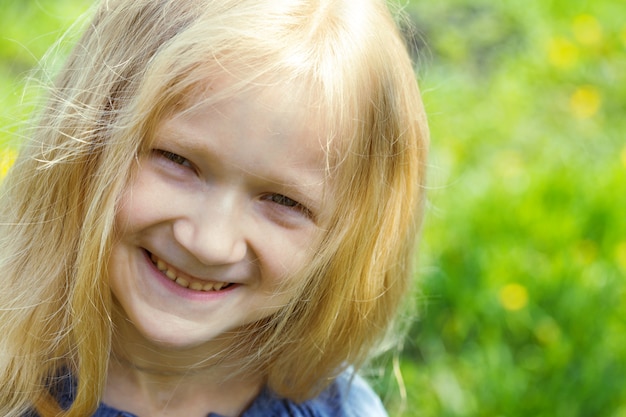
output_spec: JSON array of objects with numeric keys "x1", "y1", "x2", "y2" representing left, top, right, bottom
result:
[
  {"x1": 157, "y1": 260, "x2": 167, "y2": 271},
  {"x1": 175, "y1": 277, "x2": 189, "y2": 287},
  {"x1": 149, "y1": 253, "x2": 230, "y2": 292}
]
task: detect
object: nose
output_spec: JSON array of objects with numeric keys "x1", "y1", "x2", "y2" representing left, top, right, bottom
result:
[{"x1": 172, "y1": 194, "x2": 248, "y2": 266}]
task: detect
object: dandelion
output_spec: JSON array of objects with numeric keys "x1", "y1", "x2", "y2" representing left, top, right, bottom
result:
[
  {"x1": 572, "y1": 14, "x2": 603, "y2": 46},
  {"x1": 499, "y1": 283, "x2": 528, "y2": 311},
  {"x1": 548, "y1": 36, "x2": 579, "y2": 68},
  {"x1": 570, "y1": 85, "x2": 602, "y2": 119},
  {"x1": 0, "y1": 148, "x2": 17, "y2": 180}
]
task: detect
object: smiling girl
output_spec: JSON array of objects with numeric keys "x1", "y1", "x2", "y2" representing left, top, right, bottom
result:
[{"x1": 0, "y1": 0, "x2": 429, "y2": 416}]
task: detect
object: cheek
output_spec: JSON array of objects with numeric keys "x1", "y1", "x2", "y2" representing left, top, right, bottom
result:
[
  {"x1": 113, "y1": 196, "x2": 143, "y2": 242},
  {"x1": 260, "y1": 231, "x2": 317, "y2": 292},
  {"x1": 108, "y1": 245, "x2": 127, "y2": 288},
  {"x1": 113, "y1": 172, "x2": 162, "y2": 235}
]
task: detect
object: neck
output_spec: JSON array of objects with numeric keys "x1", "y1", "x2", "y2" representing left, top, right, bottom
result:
[
  {"x1": 105, "y1": 358, "x2": 262, "y2": 417},
  {"x1": 103, "y1": 309, "x2": 264, "y2": 417}
]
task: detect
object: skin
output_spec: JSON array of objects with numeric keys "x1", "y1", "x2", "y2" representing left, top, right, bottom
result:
[{"x1": 105, "y1": 79, "x2": 329, "y2": 417}]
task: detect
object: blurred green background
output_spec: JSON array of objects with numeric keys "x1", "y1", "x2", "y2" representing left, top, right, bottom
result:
[{"x1": 1, "y1": 1, "x2": 625, "y2": 416}]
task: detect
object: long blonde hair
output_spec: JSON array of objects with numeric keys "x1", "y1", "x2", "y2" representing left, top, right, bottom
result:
[{"x1": 0, "y1": 0, "x2": 429, "y2": 415}]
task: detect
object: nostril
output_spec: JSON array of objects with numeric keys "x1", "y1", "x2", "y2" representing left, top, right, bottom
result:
[{"x1": 172, "y1": 217, "x2": 248, "y2": 267}]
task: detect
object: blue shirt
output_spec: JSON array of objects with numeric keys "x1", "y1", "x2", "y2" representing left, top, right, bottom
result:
[{"x1": 51, "y1": 370, "x2": 388, "y2": 416}]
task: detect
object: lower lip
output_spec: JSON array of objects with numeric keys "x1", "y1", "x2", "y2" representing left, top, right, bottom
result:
[{"x1": 142, "y1": 250, "x2": 238, "y2": 301}]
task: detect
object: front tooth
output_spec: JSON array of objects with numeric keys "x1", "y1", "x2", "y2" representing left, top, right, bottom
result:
[
  {"x1": 189, "y1": 282, "x2": 203, "y2": 291},
  {"x1": 175, "y1": 277, "x2": 189, "y2": 288},
  {"x1": 213, "y1": 282, "x2": 224, "y2": 291},
  {"x1": 165, "y1": 269, "x2": 177, "y2": 280},
  {"x1": 202, "y1": 282, "x2": 215, "y2": 291},
  {"x1": 157, "y1": 260, "x2": 167, "y2": 271}
]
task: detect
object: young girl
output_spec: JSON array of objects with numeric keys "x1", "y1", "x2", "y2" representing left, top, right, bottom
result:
[{"x1": 0, "y1": 0, "x2": 428, "y2": 416}]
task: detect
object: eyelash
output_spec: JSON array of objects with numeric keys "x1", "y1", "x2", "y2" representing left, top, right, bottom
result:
[
  {"x1": 156, "y1": 149, "x2": 191, "y2": 167},
  {"x1": 264, "y1": 194, "x2": 312, "y2": 218}
]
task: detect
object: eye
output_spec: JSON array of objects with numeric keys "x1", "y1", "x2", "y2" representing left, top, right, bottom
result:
[
  {"x1": 269, "y1": 194, "x2": 298, "y2": 207},
  {"x1": 264, "y1": 193, "x2": 312, "y2": 217},
  {"x1": 155, "y1": 149, "x2": 193, "y2": 168}
]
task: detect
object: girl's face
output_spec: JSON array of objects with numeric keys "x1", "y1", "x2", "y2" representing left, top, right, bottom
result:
[{"x1": 109, "y1": 81, "x2": 327, "y2": 349}]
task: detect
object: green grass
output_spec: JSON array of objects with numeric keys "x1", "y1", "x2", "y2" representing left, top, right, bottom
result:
[
  {"x1": 0, "y1": 0, "x2": 88, "y2": 152},
  {"x1": 2, "y1": 1, "x2": 625, "y2": 415},
  {"x1": 394, "y1": 1, "x2": 626, "y2": 415}
]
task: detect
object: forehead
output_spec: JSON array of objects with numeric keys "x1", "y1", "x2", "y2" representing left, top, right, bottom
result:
[
  {"x1": 160, "y1": 75, "x2": 332, "y2": 190},
  {"x1": 176, "y1": 75, "x2": 327, "y2": 150}
]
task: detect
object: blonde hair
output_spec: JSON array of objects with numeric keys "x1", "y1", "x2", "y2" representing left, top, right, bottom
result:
[{"x1": 0, "y1": 0, "x2": 429, "y2": 415}]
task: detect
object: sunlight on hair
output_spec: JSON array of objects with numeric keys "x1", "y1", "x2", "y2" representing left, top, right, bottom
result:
[
  {"x1": 499, "y1": 283, "x2": 528, "y2": 311},
  {"x1": 392, "y1": 353, "x2": 407, "y2": 413},
  {"x1": 0, "y1": 0, "x2": 428, "y2": 413}
]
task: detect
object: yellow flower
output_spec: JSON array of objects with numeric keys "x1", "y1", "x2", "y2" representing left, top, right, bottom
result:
[
  {"x1": 572, "y1": 14, "x2": 603, "y2": 46},
  {"x1": 499, "y1": 283, "x2": 529, "y2": 311},
  {"x1": 548, "y1": 36, "x2": 579, "y2": 68},
  {"x1": 0, "y1": 148, "x2": 17, "y2": 180},
  {"x1": 570, "y1": 85, "x2": 602, "y2": 119}
]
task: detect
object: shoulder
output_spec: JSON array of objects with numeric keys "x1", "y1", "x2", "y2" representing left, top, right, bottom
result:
[
  {"x1": 325, "y1": 371, "x2": 389, "y2": 417},
  {"x1": 240, "y1": 370, "x2": 388, "y2": 417}
]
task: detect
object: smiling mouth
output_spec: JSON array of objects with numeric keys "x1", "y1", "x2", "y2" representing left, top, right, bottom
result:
[{"x1": 148, "y1": 252, "x2": 233, "y2": 292}]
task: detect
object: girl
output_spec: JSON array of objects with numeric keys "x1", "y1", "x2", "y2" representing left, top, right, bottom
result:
[{"x1": 0, "y1": 0, "x2": 429, "y2": 416}]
